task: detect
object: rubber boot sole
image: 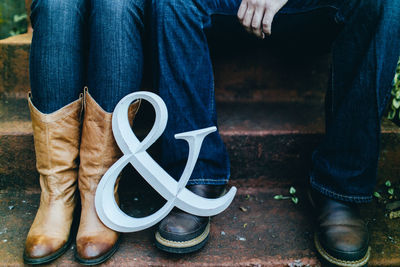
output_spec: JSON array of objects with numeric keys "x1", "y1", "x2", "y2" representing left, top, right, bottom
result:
[
  {"x1": 155, "y1": 222, "x2": 210, "y2": 254},
  {"x1": 314, "y1": 233, "x2": 370, "y2": 267}
]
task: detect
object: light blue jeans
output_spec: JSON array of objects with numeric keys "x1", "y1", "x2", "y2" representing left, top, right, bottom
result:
[{"x1": 29, "y1": 0, "x2": 146, "y2": 113}]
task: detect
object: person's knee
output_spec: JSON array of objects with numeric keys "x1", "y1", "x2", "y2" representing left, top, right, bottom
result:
[
  {"x1": 152, "y1": 0, "x2": 197, "y2": 21},
  {"x1": 30, "y1": 0, "x2": 86, "y2": 27},
  {"x1": 91, "y1": 0, "x2": 146, "y2": 24}
]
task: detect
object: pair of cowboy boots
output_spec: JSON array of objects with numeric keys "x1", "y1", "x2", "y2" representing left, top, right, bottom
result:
[{"x1": 23, "y1": 89, "x2": 140, "y2": 265}]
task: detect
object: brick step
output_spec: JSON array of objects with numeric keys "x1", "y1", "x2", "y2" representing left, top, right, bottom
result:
[
  {"x1": 0, "y1": 33, "x2": 328, "y2": 103},
  {"x1": 1, "y1": 97, "x2": 400, "y2": 190},
  {"x1": 0, "y1": 179, "x2": 399, "y2": 266}
]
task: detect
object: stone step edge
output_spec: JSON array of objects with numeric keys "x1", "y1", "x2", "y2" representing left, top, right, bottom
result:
[{"x1": 0, "y1": 180, "x2": 399, "y2": 266}]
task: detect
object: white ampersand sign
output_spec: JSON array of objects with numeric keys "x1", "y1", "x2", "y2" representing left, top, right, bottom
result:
[{"x1": 95, "y1": 91, "x2": 237, "y2": 233}]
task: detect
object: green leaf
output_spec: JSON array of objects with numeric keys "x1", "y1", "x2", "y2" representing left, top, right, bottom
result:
[
  {"x1": 13, "y1": 14, "x2": 27, "y2": 23},
  {"x1": 396, "y1": 90, "x2": 400, "y2": 99},
  {"x1": 388, "y1": 109, "x2": 396, "y2": 120},
  {"x1": 393, "y1": 99, "x2": 400, "y2": 109},
  {"x1": 388, "y1": 188, "x2": 394, "y2": 195},
  {"x1": 373, "y1": 192, "x2": 382, "y2": 198},
  {"x1": 274, "y1": 195, "x2": 283, "y2": 200},
  {"x1": 289, "y1": 186, "x2": 296, "y2": 195},
  {"x1": 385, "y1": 180, "x2": 392, "y2": 187},
  {"x1": 291, "y1": 197, "x2": 299, "y2": 204}
]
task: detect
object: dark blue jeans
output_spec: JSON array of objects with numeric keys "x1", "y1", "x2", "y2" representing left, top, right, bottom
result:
[
  {"x1": 152, "y1": 0, "x2": 400, "y2": 201},
  {"x1": 29, "y1": 0, "x2": 146, "y2": 113}
]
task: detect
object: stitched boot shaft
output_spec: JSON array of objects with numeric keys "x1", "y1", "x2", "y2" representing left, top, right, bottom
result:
[
  {"x1": 76, "y1": 90, "x2": 139, "y2": 263},
  {"x1": 24, "y1": 95, "x2": 83, "y2": 262}
]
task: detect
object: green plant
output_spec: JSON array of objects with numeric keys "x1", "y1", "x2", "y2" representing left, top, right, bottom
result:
[
  {"x1": 274, "y1": 186, "x2": 298, "y2": 204},
  {"x1": 385, "y1": 180, "x2": 395, "y2": 196},
  {"x1": 9, "y1": 13, "x2": 27, "y2": 36},
  {"x1": 388, "y1": 58, "x2": 400, "y2": 123},
  {"x1": 0, "y1": 0, "x2": 28, "y2": 39}
]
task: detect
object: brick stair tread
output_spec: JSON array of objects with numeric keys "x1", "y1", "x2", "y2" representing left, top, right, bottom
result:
[
  {"x1": 0, "y1": 33, "x2": 32, "y2": 45},
  {"x1": 2, "y1": 97, "x2": 399, "y2": 135},
  {"x1": 0, "y1": 179, "x2": 399, "y2": 266},
  {"x1": 1, "y1": 97, "x2": 400, "y2": 189},
  {"x1": 0, "y1": 32, "x2": 329, "y2": 103}
]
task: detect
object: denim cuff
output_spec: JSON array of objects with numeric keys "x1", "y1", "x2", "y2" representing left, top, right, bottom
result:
[
  {"x1": 310, "y1": 173, "x2": 372, "y2": 203},
  {"x1": 187, "y1": 178, "x2": 229, "y2": 185}
]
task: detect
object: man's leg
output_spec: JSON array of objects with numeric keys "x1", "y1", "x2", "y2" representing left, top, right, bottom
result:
[
  {"x1": 310, "y1": 0, "x2": 400, "y2": 203},
  {"x1": 306, "y1": 0, "x2": 400, "y2": 265},
  {"x1": 151, "y1": 0, "x2": 400, "y2": 258},
  {"x1": 151, "y1": 0, "x2": 240, "y2": 253}
]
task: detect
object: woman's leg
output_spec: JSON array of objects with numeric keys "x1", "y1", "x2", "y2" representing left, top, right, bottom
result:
[
  {"x1": 87, "y1": 0, "x2": 146, "y2": 112},
  {"x1": 24, "y1": 0, "x2": 87, "y2": 264},
  {"x1": 76, "y1": 0, "x2": 146, "y2": 264},
  {"x1": 29, "y1": 0, "x2": 88, "y2": 113}
]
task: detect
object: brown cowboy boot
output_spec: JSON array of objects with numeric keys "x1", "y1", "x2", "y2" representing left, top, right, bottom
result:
[
  {"x1": 75, "y1": 89, "x2": 140, "y2": 265},
  {"x1": 24, "y1": 93, "x2": 83, "y2": 265}
]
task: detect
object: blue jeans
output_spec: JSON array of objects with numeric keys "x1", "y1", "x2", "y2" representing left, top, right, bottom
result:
[
  {"x1": 152, "y1": 0, "x2": 400, "y2": 201},
  {"x1": 29, "y1": 0, "x2": 146, "y2": 113},
  {"x1": 29, "y1": 0, "x2": 228, "y2": 186}
]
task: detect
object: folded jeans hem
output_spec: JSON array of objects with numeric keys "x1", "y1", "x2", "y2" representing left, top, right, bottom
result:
[
  {"x1": 310, "y1": 176, "x2": 372, "y2": 204},
  {"x1": 187, "y1": 178, "x2": 229, "y2": 185}
]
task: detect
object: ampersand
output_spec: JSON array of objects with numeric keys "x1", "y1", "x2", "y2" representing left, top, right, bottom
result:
[{"x1": 95, "y1": 91, "x2": 237, "y2": 233}]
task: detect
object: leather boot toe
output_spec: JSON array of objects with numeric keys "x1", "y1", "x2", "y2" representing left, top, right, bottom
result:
[
  {"x1": 25, "y1": 236, "x2": 67, "y2": 259},
  {"x1": 318, "y1": 224, "x2": 369, "y2": 260},
  {"x1": 76, "y1": 235, "x2": 119, "y2": 261},
  {"x1": 158, "y1": 210, "x2": 209, "y2": 243}
]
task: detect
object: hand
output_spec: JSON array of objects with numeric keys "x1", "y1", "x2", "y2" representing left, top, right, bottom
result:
[{"x1": 237, "y1": 0, "x2": 288, "y2": 39}]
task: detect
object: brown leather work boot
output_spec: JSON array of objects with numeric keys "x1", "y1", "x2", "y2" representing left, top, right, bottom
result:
[
  {"x1": 309, "y1": 190, "x2": 370, "y2": 267},
  {"x1": 24, "y1": 93, "x2": 83, "y2": 265},
  {"x1": 75, "y1": 89, "x2": 140, "y2": 265},
  {"x1": 155, "y1": 184, "x2": 226, "y2": 253}
]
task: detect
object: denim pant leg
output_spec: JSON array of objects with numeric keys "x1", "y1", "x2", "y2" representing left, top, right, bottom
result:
[
  {"x1": 151, "y1": 0, "x2": 241, "y2": 185},
  {"x1": 152, "y1": 0, "x2": 400, "y2": 192},
  {"x1": 29, "y1": 0, "x2": 146, "y2": 114},
  {"x1": 87, "y1": 0, "x2": 146, "y2": 112},
  {"x1": 308, "y1": 0, "x2": 400, "y2": 203},
  {"x1": 29, "y1": 0, "x2": 88, "y2": 113}
]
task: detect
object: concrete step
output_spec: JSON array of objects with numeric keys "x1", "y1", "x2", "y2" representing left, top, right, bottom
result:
[
  {"x1": 1, "y1": 179, "x2": 399, "y2": 266},
  {"x1": 0, "y1": 33, "x2": 328, "y2": 103},
  {"x1": 1, "y1": 97, "x2": 400, "y2": 190}
]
